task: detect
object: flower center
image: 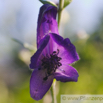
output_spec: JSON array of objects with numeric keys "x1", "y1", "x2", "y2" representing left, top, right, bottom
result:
[{"x1": 41, "y1": 49, "x2": 62, "y2": 80}]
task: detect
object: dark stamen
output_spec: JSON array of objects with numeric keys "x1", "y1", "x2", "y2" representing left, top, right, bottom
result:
[
  {"x1": 43, "y1": 76, "x2": 48, "y2": 81},
  {"x1": 38, "y1": 67, "x2": 41, "y2": 70},
  {"x1": 41, "y1": 49, "x2": 62, "y2": 81}
]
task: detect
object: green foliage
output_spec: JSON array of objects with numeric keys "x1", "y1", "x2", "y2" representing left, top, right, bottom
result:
[
  {"x1": 39, "y1": 0, "x2": 73, "y2": 9},
  {"x1": 39, "y1": 0, "x2": 57, "y2": 7},
  {"x1": 64, "y1": 0, "x2": 72, "y2": 8},
  {"x1": 12, "y1": 38, "x2": 35, "y2": 51}
]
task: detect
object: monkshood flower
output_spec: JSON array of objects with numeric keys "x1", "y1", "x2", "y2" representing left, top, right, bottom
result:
[
  {"x1": 30, "y1": 34, "x2": 79, "y2": 100},
  {"x1": 29, "y1": 4, "x2": 79, "y2": 101}
]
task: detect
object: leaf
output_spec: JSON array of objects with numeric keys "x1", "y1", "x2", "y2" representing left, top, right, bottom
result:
[
  {"x1": 12, "y1": 38, "x2": 24, "y2": 46},
  {"x1": 11, "y1": 38, "x2": 35, "y2": 51},
  {"x1": 64, "y1": 0, "x2": 72, "y2": 8},
  {"x1": 39, "y1": 0, "x2": 57, "y2": 7}
]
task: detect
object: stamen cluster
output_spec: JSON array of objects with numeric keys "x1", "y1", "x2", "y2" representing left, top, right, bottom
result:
[{"x1": 41, "y1": 49, "x2": 62, "y2": 80}]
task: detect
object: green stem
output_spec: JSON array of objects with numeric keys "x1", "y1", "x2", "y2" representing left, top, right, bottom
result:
[
  {"x1": 58, "y1": 0, "x2": 64, "y2": 27},
  {"x1": 50, "y1": 86, "x2": 54, "y2": 103},
  {"x1": 51, "y1": 80, "x2": 57, "y2": 103}
]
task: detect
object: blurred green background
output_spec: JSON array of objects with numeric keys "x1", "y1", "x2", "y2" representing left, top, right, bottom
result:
[{"x1": 0, "y1": 0, "x2": 103, "y2": 103}]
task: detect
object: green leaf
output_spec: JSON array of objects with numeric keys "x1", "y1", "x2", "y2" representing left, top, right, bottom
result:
[
  {"x1": 12, "y1": 38, "x2": 24, "y2": 46},
  {"x1": 64, "y1": 0, "x2": 72, "y2": 8},
  {"x1": 39, "y1": 0, "x2": 57, "y2": 7},
  {"x1": 11, "y1": 38, "x2": 35, "y2": 51}
]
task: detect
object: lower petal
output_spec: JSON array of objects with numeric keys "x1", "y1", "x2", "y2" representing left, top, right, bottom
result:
[
  {"x1": 54, "y1": 64, "x2": 79, "y2": 82},
  {"x1": 30, "y1": 69, "x2": 54, "y2": 100}
]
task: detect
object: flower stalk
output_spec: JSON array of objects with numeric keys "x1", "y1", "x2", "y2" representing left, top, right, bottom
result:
[
  {"x1": 50, "y1": 86, "x2": 54, "y2": 103},
  {"x1": 51, "y1": 79, "x2": 57, "y2": 103},
  {"x1": 58, "y1": 0, "x2": 64, "y2": 27}
]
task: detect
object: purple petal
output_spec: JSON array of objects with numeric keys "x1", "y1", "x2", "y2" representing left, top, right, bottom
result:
[
  {"x1": 50, "y1": 33, "x2": 80, "y2": 64},
  {"x1": 54, "y1": 64, "x2": 79, "y2": 82},
  {"x1": 37, "y1": 4, "x2": 58, "y2": 48},
  {"x1": 30, "y1": 69, "x2": 54, "y2": 100},
  {"x1": 29, "y1": 35, "x2": 50, "y2": 69}
]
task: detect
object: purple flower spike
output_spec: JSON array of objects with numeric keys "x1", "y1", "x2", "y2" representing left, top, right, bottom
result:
[
  {"x1": 37, "y1": 4, "x2": 58, "y2": 48},
  {"x1": 29, "y1": 4, "x2": 79, "y2": 101}
]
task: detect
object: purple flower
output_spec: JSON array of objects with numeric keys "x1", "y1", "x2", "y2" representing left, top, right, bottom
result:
[
  {"x1": 30, "y1": 34, "x2": 79, "y2": 100},
  {"x1": 29, "y1": 4, "x2": 79, "y2": 101}
]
